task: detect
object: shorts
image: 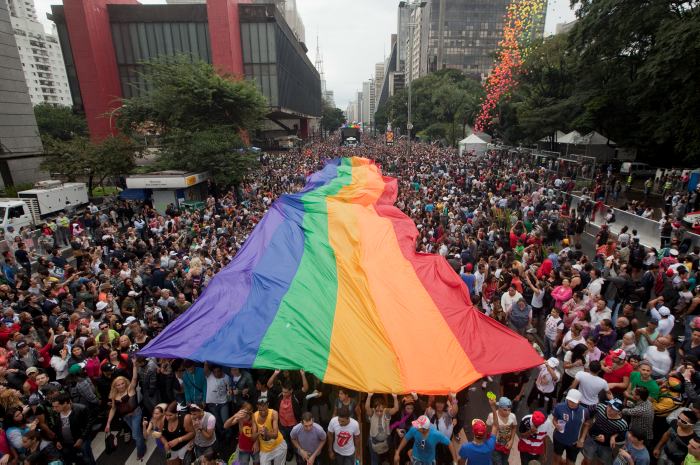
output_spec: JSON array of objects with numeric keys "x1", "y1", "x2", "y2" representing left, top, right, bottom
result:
[
  {"x1": 167, "y1": 445, "x2": 190, "y2": 461},
  {"x1": 582, "y1": 436, "x2": 613, "y2": 464},
  {"x1": 553, "y1": 438, "x2": 580, "y2": 461}
]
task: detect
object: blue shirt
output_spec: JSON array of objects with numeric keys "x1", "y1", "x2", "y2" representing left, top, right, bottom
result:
[
  {"x1": 552, "y1": 402, "x2": 588, "y2": 446},
  {"x1": 405, "y1": 427, "x2": 450, "y2": 464},
  {"x1": 458, "y1": 437, "x2": 496, "y2": 465},
  {"x1": 461, "y1": 273, "x2": 476, "y2": 296}
]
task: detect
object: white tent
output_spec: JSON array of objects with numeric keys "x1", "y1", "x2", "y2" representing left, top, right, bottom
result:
[
  {"x1": 557, "y1": 130, "x2": 583, "y2": 144},
  {"x1": 459, "y1": 133, "x2": 490, "y2": 156},
  {"x1": 538, "y1": 130, "x2": 567, "y2": 143}
]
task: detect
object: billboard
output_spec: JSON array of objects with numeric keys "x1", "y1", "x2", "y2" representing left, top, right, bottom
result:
[{"x1": 386, "y1": 131, "x2": 394, "y2": 146}]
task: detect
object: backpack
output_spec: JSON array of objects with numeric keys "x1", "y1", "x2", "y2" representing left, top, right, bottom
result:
[{"x1": 369, "y1": 414, "x2": 390, "y2": 454}]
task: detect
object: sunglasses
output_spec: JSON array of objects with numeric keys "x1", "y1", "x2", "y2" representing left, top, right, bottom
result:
[
  {"x1": 419, "y1": 440, "x2": 426, "y2": 450},
  {"x1": 679, "y1": 417, "x2": 692, "y2": 426}
]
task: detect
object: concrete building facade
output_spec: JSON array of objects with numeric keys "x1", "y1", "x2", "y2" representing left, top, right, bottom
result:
[{"x1": 0, "y1": 1, "x2": 46, "y2": 187}]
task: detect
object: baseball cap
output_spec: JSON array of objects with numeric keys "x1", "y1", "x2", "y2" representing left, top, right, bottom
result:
[
  {"x1": 546, "y1": 357, "x2": 560, "y2": 369},
  {"x1": 471, "y1": 419, "x2": 487, "y2": 438},
  {"x1": 96, "y1": 301, "x2": 109, "y2": 311},
  {"x1": 465, "y1": 263, "x2": 473, "y2": 272},
  {"x1": 496, "y1": 397, "x2": 512, "y2": 409},
  {"x1": 532, "y1": 411, "x2": 546, "y2": 426},
  {"x1": 565, "y1": 389, "x2": 582, "y2": 404},
  {"x1": 27, "y1": 394, "x2": 42, "y2": 406},
  {"x1": 124, "y1": 316, "x2": 137, "y2": 325},
  {"x1": 607, "y1": 398, "x2": 623, "y2": 411},
  {"x1": 659, "y1": 306, "x2": 671, "y2": 317},
  {"x1": 257, "y1": 395, "x2": 269, "y2": 405},
  {"x1": 670, "y1": 249, "x2": 679, "y2": 256},
  {"x1": 412, "y1": 415, "x2": 431, "y2": 430},
  {"x1": 15, "y1": 341, "x2": 27, "y2": 350},
  {"x1": 68, "y1": 364, "x2": 83, "y2": 375},
  {"x1": 610, "y1": 349, "x2": 627, "y2": 360},
  {"x1": 101, "y1": 363, "x2": 115, "y2": 373},
  {"x1": 25, "y1": 366, "x2": 39, "y2": 376}
]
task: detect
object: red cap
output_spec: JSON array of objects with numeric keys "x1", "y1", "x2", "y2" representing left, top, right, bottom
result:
[
  {"x1": 471, "y1": 419, "x2": 487, "y2": 437},
  {"x1": 667, "y1": 268, "x2": 675, "y2": 277},
  {"x1": 532, "y1": 411, "x2": 546, "y2": 426},
  {"x1": 465, "y1": 263, "x2": 473, "y2": 272}
]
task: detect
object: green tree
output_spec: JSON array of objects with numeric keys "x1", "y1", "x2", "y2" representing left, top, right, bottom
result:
[
  {"x1": 41, "y1": 136, "x2": 141, "y2": 195},
  {"x1": 117, "y1": 56, "x2": 268, "y2": 186},
  {"x1": 384, "y1": 69, "x2": 483, "y2": 145},
  {"x1": 502, "y1": 35, "x2": 581, "y2": 146},
  {"x1": 320, "y1": 105, "x2": 345, "y2": 135},
  {"x1": 33, "y1": 103, "x2": 87, "y2": 141}
]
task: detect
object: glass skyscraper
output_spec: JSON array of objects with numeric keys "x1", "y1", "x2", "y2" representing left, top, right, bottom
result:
[{"x1": 417, "y1": 0, "x2": 546, "y2": 80}]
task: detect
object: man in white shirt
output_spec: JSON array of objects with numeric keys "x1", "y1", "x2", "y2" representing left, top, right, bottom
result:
[
  {"x1": 571, "y1": 360, "x2": 610, "y2": 408},
  {"x1": 586, "y1": 269, "x2": 605, "y2": 298},
  {"x1": 650, "y1": 306, "x2": 676, "y2": 337},
  {"x1": 327, "y1": 406, "x2": 361, "y2": 464},
  {"x1": 589, "y1": 298, "x2": 612, "y2": 327},
  {"x1": 205, "y1": 363, "x2": 233, "y2": 441},
  {"x1": 643, "y1": 336, "x2": 673, "y2": 378},
  {"x1": 501, "y1": 286, "x2": 523, "y2": 314}
]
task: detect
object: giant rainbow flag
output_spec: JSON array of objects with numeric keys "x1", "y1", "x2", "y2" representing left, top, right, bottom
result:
[{"x1": 140, "y1": 157, "x2": 542, "y2": 393}]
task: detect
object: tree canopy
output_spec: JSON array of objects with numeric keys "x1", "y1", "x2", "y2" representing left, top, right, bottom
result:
[
  {"x1": 35, "y1": 103, "x2": 139, "y2": 194},
  {"x1": 117, "y1": 56, "x2": 268, "y2": 186},
  {"x1": 320, "y1": 104, "x2": 345, "y2": 134},
  {"x1": 495, "y1": 0, "x2": 700, "y2": 164},
  {"x1": 383, "y1": 69, "x2": 484, "y2": 146},
  {"x1": 33, "y1": 103, "x2": 87, "y2": 142}
]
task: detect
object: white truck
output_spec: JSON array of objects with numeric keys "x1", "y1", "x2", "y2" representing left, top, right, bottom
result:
[{"x1": 0, "y1": 181, "x2": 89, "y2": 232}]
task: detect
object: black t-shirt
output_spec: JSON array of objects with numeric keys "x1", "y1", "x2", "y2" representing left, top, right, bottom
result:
[
  {"x1": 501, "y1": 371, "x2": 529, "y2": 400},
  {"x1": 14, "y1": 249, "x2": 30, "y2": 264}
]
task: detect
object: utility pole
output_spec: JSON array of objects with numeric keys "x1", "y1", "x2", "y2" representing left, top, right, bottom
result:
[{"x1": 400, "y1": 0, "x2": 426, "y2": 158}]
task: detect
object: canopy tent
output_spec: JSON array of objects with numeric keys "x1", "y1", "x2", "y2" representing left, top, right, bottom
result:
[
  {"x1": 458, "y1": 133, "x2": 491, "y2": 156},
  {"x1": 538, "y1": 130, "x2": 567, "y2": 143},
  {"x1": 140, "y1": 157, "x2": 542, "y2": 394},
  {"x1": 556, "y1": 130, "x2": 583, "y2": 144}
]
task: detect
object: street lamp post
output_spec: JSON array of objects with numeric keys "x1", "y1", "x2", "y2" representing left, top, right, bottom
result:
[{"x1": 400, "y1": 0, "x2": 425, "y2": 158}]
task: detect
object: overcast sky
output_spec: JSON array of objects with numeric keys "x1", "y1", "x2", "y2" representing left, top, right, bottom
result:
[{"x1": 35, "y1": 0, "x2": 576, "y2": 110}]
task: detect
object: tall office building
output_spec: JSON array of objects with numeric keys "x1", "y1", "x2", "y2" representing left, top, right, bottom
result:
[
  {"x1": 7, "y1": 0, "x2": 72, "y2": 106},
  {"x1": 0, "y1": 1, "x2": 46, "y2": 187},
  {"x1": 361, "y1": 80, "x2": 375, "y2": 129},
  {"x1": 356, "y1": 90, "x2": 364, "y2": 125},
  {"x1": 409, "y1": 0, "x2": 546, "y2": 81},
  {"x1": 396, "y1": 4, "x2": 409, "y2": 72},
  {"x1": 374, "y1": 62, "x2": 384, "y2": 105}
]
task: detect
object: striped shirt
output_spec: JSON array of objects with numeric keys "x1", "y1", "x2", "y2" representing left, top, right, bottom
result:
[{"x1": 589, "y1": 404, "x2": 628, "y2": 445}]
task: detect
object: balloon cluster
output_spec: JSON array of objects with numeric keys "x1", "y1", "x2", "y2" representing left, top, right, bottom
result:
[{"x1": 474, "y1": 0, "x2": 546, "y2": 132}]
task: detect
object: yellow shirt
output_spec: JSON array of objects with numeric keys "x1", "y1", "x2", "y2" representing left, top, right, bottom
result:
[{"x1": 253, "y1": 410, "x2": 283, "y2": 452}]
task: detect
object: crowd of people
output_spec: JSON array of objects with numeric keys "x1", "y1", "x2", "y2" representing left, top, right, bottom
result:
[{"x1": 0, "y1": 138, "x2": 698, "y2": 465}]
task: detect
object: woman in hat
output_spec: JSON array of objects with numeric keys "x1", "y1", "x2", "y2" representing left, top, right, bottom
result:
[{"x1": 487, "y1": 397, "x2": 517, "y2": 465}]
